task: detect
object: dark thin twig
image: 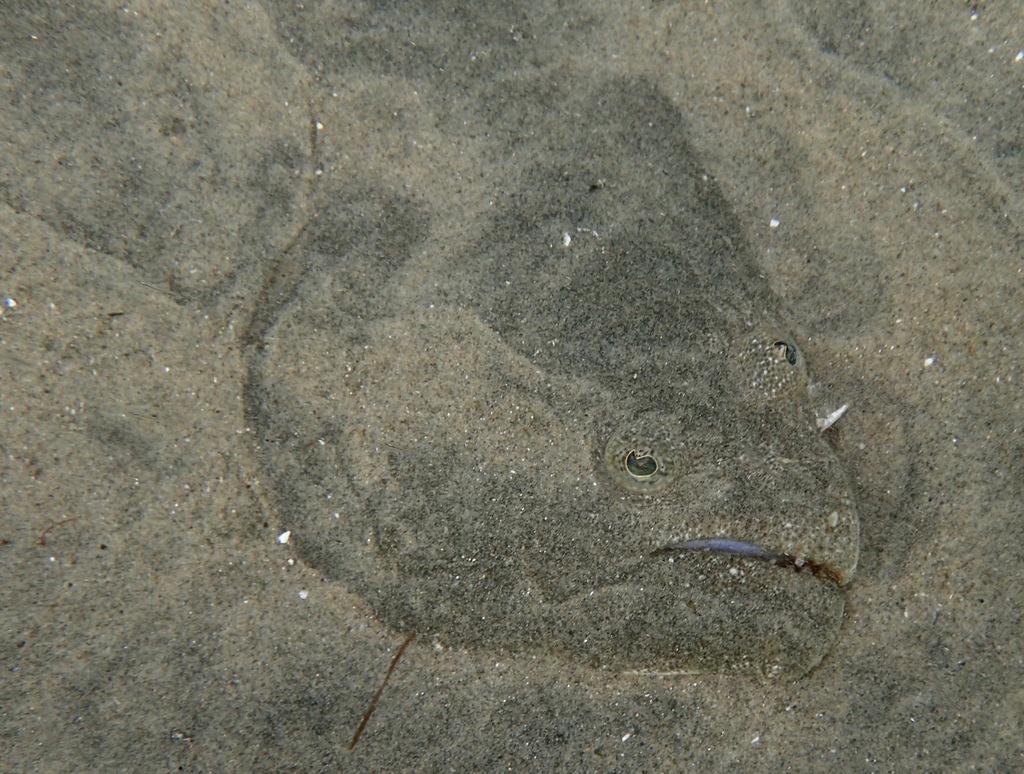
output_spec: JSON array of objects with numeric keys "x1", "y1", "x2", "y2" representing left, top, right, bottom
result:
[
  {"x1": 36, "y1": 517, "x2": 79, "y2": 547},
  {"x1": 348, "y1": 632, "x2": 415, "y2": 752}
]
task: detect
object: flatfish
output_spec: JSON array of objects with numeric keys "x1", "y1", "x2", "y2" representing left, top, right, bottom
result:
[{"x1": 246, "y1": 75, "x2": 858, "y2": 679}]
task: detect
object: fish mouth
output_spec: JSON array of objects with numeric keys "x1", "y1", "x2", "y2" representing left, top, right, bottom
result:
[{"x1": 650, "y1": 538, "x2": 845, "y2": 585}]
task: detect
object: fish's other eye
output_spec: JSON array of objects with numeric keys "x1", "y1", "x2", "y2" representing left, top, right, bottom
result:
[
  {"x1": 773, "y1": 340, "x2": 798, "y2": 366},
  {"x1": 741, "y1": 332, "x2": 809, "y2": 401}
]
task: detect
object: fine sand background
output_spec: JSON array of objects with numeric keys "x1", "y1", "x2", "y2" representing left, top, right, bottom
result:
[{"x1": 2, "y1": 1, "x2": 1022, "y2": 770}]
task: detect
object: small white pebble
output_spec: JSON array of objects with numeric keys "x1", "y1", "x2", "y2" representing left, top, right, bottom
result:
[
  {"x1": 769, "y1": 218, "x2": 780, "y2": 228},
  {"x1": 924, "y1": 355, "x2": 935, "y2": 367},
  {"x1": 562, "y1": 231, "x2": 572, "y2": 247},
  {"x1": 298, "y1": 590, "x2": 309, "y2": 600},
  {"x1": 277, "y1": 530, "x2": 291, "y2": 544}
]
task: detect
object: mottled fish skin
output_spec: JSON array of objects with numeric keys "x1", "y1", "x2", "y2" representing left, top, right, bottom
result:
[{"x1": 247, "y1": 74, "x2": 859, "y2": 680}]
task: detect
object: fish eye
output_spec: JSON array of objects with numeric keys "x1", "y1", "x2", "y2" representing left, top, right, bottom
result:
[
  {"x1": 623, "y1": 449, "x2": 659, "y2": 478},
  {"x1": 773, "y1": 340, "x2": 798, "y2": 366},
  {"x1": 604, "y1": 423, "x2": 681, "y2": 494},
  {"x1": 741, "y1": 333, "x2": 809, "y2": 401}
]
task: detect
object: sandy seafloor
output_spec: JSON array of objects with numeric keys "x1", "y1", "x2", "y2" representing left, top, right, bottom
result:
[{"x1": 1, "y1": 1, "x2": 1022, "y2": 770}]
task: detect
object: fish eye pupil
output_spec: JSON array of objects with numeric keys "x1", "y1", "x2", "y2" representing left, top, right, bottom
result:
[
  {"x1": 624, "y1": 450, "x2": 659, "y2": 478},
  {"x1": 773, "y1": 340, "x2": 798, "y2": 366}
]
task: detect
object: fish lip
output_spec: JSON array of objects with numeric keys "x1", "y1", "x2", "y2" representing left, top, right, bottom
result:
[{"x1": 650, "y1": 537, "x2": 846, "y2": 585}]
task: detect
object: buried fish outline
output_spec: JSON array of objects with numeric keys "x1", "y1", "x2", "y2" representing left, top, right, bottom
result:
[{"x1": 246, "y1": 74, "x2": 861, "y2": 680}]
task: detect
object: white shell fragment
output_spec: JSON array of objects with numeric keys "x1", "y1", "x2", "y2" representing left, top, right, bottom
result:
[{"x1": 816, "y1": 404, "x2": 849, "y2": 431}]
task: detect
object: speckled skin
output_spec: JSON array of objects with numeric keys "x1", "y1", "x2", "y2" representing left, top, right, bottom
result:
[{"x1": 247, "y1": 75, "x2": 858, "y2": 679}]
